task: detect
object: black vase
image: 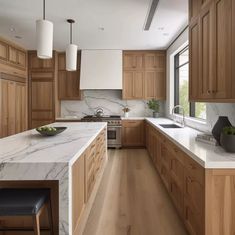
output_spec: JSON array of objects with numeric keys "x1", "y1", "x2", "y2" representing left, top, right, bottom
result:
[{"x1": 212, "y1": 116, "x2": 232, "y2": 145}]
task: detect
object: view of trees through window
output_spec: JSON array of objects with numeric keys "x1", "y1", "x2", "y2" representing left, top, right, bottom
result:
[{"x1": 175, "y1": 47, "x2": 206, "y2": 120}]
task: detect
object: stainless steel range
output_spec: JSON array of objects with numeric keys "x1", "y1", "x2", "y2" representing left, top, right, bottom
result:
[{"x1": 81, "y1": 115, "x2": 122, "y2": 148}]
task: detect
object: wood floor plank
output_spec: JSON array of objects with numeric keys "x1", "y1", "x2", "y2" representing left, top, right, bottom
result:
[{"x1": 83, "y1": 149, "x2": 188, "y2": 235}]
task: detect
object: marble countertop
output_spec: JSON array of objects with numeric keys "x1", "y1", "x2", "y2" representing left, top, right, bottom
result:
[
  {"x1": 0, "y1": 122, "x2": 106, "y2": 165},
  {"x1": 146, "y1": 118, "x2": 235, "y2": 169}
]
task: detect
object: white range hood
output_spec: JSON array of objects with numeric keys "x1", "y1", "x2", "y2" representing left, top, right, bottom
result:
[{"x1": 80, "y1": 50, "x2": 122, "y2": 89}]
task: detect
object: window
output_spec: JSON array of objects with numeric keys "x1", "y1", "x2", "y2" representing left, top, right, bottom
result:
[{"x1": 174, "y1": 47, "x2": 206, "y2": 120}]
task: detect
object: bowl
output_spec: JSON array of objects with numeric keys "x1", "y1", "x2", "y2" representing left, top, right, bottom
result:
[{"x1": 36, "y1": 127, "x2": 67, "y2": 136}]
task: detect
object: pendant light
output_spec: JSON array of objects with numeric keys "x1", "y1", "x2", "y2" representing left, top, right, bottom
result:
[
  {"x1": 36, "y1": 0, "x2": 53, "y2": 59},
  {"x1": 66, "y1": 19, "x2": 78, "y2": 71}
]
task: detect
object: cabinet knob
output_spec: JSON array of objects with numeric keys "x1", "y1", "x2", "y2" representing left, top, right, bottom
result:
[
  {"x1": 212, "y1": 90, "x2": 216, "y2": 94},
  {"x1": 207, "y1": 90, "x2": 211, "y2": 94}
]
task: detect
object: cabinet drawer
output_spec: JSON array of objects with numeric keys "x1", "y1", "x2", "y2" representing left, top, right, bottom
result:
[
  {"x1": 183, "y1": 154, "x2": 204, "y2": 184},
  {"x1": 169, "y1": 155, "x2": 184, "y2": 188}
]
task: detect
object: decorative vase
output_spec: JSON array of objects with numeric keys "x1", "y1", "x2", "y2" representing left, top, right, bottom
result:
[
  {"x1": 124, "y1": 112, "x2": 129, "y2": 118},
  {"x1": 153, "y1": 111, "x2": 159, "y2": 118},
  {"x1": 220, "y1": 133, "x2": 235, "y2": 153},
  {"x1": 212, "y1": 116, "x2": 232, "y2": 145}
]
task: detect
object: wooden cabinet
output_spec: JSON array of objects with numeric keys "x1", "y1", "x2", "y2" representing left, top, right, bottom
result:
[
  {"x1": 123, "y1": 51, "x2": 166, "y2": 100},
  {"x1": 0, "y1": 41, "x2": 8, "y2": 61},
  {"x1": 8, "y1": 46, "x2": 26, "y2": 69},
  {"x1": 0, "y1": 74, "x2": 27, "y2": 138},
  {"x1": 123, "y1": 52, "x2": 144, "y2": 70},
  {"x1": 72, "y1": 152, "x2": 85, "y2": 234},
  {"x1": 189, "y1": 0, "x2": 235, "y2": 102},
  {"x1": 28, "y1": 51, "x2": 60, "y2": 129},
  {"x1": 122, "y1": 71, "x2": 144, "y2": 99},
  {"x1": 28, "y1": 52, "x2": 54, "y2": 70},
  {"x1": 57, "y1": 52, "x2": 81, "y2": 100},
  {"x1": 145, "y1": 122, "x2": 205, "y2": 235},
  {"x1": 122, "y1": 120, "x2": 145, "y2": 147}
]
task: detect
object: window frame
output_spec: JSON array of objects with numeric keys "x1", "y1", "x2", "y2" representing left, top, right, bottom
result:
[{"x1": 174, "y1": 46, "x2": 205, "y2": 120}]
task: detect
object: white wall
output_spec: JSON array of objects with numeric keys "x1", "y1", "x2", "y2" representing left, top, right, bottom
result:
[{"x1": 166, "y1": 28, "x2": 235, "y2": 132}]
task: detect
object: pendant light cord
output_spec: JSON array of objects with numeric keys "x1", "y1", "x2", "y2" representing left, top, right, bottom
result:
[
  {"x1": 43, "y1": 0, "x2": 45, "y2": 20},
  {"x1": 70, "y1": 23, "x2": 73, "y2": 44}
]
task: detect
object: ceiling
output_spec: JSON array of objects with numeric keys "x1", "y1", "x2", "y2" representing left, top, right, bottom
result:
[{"x1": 0, "y1": 0, "x2": 188, "y2": 51}]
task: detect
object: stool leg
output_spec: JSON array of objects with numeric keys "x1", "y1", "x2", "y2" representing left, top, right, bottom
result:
[
  {"x1": 32, "y1": 214, "x2": 40, "y2": 235},
  {"x1": 47, "y1": 199, "x2": 54, "y2": 235}
]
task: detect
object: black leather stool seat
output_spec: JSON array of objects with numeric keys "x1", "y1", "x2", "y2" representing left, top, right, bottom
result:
[{"x1": 0, "y1": 188, "x2": 50, "y2": 216}]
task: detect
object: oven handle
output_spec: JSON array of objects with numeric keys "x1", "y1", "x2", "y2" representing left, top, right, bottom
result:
[{"x1": 108, "y1": 126, "x2": 122, "y2": 129}]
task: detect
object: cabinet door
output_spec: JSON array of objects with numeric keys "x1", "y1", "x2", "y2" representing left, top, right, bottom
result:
[
  {"x1": 58, "y1": 53, "x2": 66, "y2": 71},
  {"x1": 29, "y1": 52, "x2": 54, "y2": 70},
  {"x1": 211, "y1": 0, "x2": 232, "y2": 99},
  {"x1": 133, "y1": 71, "x2": 144, "y2": 99},
  {"x1": 66, "y1": 71, "x2": 80, "y2": 99},
  {"x1": 15, "y1": 83, "x2": 27, "y2": 134},
  {"x1": 123, "y1": 71, "x2": 134, "y2": 99},
  {"x1": 199, "y1": 3, "x2": 213, "y2": 99},
  {"x1": 155, "y1": 71, "x2": 166, "y2": 100},
  {"x1": 7, "y1": 81, "x2": 16, "y2": 136},
  {"x1": 145, "y1": 53, "x2": 157, "y2": 70},
  {"x1": 8, "y1": 46, "x2": 17, "y2": 64},
  {"x1": 0, "y1": 41, "x2": 8, "y2": 61},
  {"x1": 145, "y1": 71, "x2": 156, "y2": 99},
  {"x1": 123, "y1": 53, "x2": 144, "y2": 70},
  {"x1": 17, "y1": 50, "x2": 26, "y2": 68},
  {"x1": 189, "y1": 19, "x2": 200, "y2": 100},
  {"x1": 0, "y1": 79, "x2": 9, "y2": 137},
  {"x1": 122, "y1": 120, "x2": 145, "y2": 147},
  {"x1": 72, "y1": 152, "x2": 85, "y2": 234},
  {"x1": 58, "y1": 71, "x2": 67, "y2": 99}
]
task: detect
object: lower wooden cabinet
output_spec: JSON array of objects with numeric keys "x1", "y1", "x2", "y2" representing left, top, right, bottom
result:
[
  {"x1": 122, "y1": 120, "x2": 145, "y2": 147},
  {"x1": 0, "y1": 74, "x2": 27, "y2": 138},
  {"x1": 72, "y1": 128, "x2": 107, "y2": 235},
  {"x1": 145, "y1": 122, "x2": 205, "y2": 235}
]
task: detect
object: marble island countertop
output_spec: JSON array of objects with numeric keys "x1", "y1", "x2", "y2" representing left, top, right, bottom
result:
[
  {"x1": 0, "y1": 122, "x2": 106, "y2": 165},
  {"x1": 146, "y1": 118, "x2": 235, "y2": 169},
  {"x1": 0, "y1": 122, "x2": 107, "y2": 235}
]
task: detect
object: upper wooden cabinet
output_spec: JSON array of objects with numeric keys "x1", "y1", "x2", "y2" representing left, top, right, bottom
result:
[
  {"x1": 0, "y1": 41, "x2": 8, "y2": 61},
  {"x1": 8, "y1": 46, "x2": 26, "y2": 69},
  {"x1": 57, "y1": 52, "x2": 82, "y2": 100},
  {"x1": 123, "y1": 52, "x2": 144, "y2": 70},
  {"x1": 28, "y1": 52, "x2": 54, "y2": 70},
  {"x1": 123, "y1": 51, "x2": 166, "y2": 100},
  {"x1": 189, "y1": 0, "x2": 235, "y2": 102}
]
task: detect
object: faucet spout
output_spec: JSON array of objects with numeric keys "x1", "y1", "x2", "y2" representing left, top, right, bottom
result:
[{"x1": 172, "y1": 105, "x2": 185, "y2": 127}]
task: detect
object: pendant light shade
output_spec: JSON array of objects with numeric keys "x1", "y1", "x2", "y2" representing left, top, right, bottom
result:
[
  {"x1": 36, "y1": 19, "x2": 53, "y2": 59},
  {"x1": 66, "y1": 19, "x2": 77, "y2": 71},
  {"x1": 66, "y1": 44, "x2": 78, "y2": 71},
  {"x1": 36, "y1": 0, "x2": 53, "y2": 59}
]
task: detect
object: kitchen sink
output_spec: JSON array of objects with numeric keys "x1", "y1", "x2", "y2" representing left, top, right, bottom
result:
[{"x1": 159, "y1": 124, "x2": 183, "y2": 129}]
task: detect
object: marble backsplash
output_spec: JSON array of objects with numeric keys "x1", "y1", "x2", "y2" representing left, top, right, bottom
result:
[{"x1": 60, "y1": 90, "x2": 165, "y2": 118}]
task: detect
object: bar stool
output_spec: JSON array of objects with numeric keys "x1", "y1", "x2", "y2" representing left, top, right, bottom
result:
[{"x1": 0, "y1": 188, "x2": 54, "y2": 235}]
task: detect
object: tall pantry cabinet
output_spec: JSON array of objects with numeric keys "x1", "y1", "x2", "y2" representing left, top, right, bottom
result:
[
  {"x1": 189, "y1": 0, "x2": 235, "y2": 102},
  {"x1": 28, "y1": 51, "x2": 60, "y2": 129}
]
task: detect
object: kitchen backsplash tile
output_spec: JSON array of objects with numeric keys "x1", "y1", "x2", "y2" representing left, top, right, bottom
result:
[{"x1": 60, "y1": 90, "x2": 165, "y2": 118}]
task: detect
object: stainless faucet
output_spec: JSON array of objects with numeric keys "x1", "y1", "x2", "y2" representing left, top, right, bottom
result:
[{"x1": 172, "y1": 105, "x2": 185, "y2": 127}]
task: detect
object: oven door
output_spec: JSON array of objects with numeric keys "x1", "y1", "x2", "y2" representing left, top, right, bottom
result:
[{"x1": 107, "y1": 126, "x2": 122, "y2": 147}]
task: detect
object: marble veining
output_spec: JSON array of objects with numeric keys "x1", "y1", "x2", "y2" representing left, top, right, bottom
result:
[
  {"x1": 0, "y1": 122, "x2": 107, "y2": 235},
  {"x1": 61, "y1": 90, "x2": 165, "y2": 118}
]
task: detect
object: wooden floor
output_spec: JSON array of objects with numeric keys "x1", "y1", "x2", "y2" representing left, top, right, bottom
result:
[{"x1": 83, "y1": 149, "x2": 188, "y2": 235}]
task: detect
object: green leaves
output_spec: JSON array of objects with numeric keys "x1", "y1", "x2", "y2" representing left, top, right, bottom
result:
[
  {"x1": 223, "y1": 126, "x2": 235, "y2": 135},
  {"x1": 147, "y1": 99, "x2": 160, "y2": 112}
]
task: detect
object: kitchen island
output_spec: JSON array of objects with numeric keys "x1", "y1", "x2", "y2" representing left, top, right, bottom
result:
[{"x1": 0, "y1": 122, "x2": 107, "y2": 235}]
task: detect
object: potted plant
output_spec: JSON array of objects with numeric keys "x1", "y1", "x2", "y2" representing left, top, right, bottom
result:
[
  {"x1": 122, "y1": 106, "x2": 130, "y2": 118},
  {"x1": 147, "y1": 99, "x2": 160, "y2": 118},
  {"x1": 220, "y1": 126, "x2": 235, "y2": 153}
]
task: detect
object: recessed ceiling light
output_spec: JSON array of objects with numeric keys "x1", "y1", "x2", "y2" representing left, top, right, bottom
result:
[
  {"x1": 9, "y1": 27, "x2": 16, "y2": 32},
  {"x1": 98, "y1": 27, "x2": 105, "y2": 31},
  {"x1": 158, "y1": 27, "x2": 164, "y2": 31},
  {"x1": 15, "y1": 35, "x2": 22, "y2": 39},
  {"x1": 163, "y1": 33, "x2": 169, "y2": 36}
]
